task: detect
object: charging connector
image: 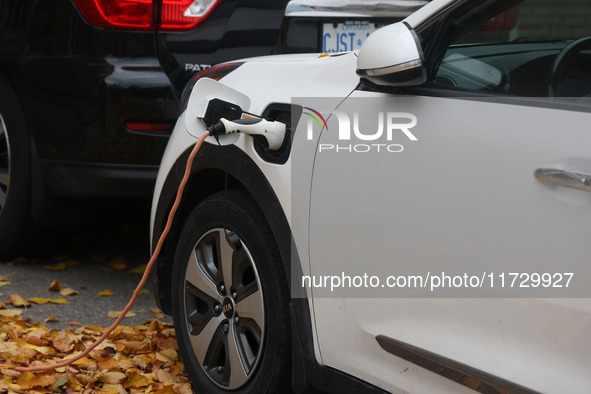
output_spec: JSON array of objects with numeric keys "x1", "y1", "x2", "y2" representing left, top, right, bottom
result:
[{"x1": 208, "y1": 117, "x2": 287, "y2": 150}]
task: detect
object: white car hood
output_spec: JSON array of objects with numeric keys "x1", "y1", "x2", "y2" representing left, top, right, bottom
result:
[{"x1": 219, "y1": 52, "x2": 360, "y2": 115}]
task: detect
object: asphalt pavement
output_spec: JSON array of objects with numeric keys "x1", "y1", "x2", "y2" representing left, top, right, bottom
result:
[{"x1": 0, "y1": 199, "x2": 173, "y2": 329}]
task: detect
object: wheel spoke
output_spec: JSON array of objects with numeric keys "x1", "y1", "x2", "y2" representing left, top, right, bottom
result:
[
  {"x1": 189, "y1": 314, "x2": 224, "y2": 365},
  {"x1": 186, "y1": 248, "x2": 220, "y2": 300},
  {"x1": 0, "y1": 170, "x2": 9, "y2": 188},
  {"x1": 228, "y1": 324, "x2": 249, "y2": 388},
  {"x1": 235, "y1": 290, "x2": 264, "y2": 329},
  {"x1": 217, "y1": 229, "x2": 235, "y2": 291}
]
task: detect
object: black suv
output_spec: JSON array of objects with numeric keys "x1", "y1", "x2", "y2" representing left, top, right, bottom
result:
[{"x1": 0, "y1": 0, "x2": 288, "y2": 258}]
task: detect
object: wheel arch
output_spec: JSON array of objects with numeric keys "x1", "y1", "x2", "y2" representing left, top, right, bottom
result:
[{"x1": 151, "y1": 142, "x2": 291, "y2": 315}]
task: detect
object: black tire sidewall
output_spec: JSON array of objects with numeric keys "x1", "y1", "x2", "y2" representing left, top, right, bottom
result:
[
  {"x1": 172, "y1": 190, "x2": 291, "y2": 394},
  {"x1": 0, "y1": 73, "x2": 34, "y2": 259}
]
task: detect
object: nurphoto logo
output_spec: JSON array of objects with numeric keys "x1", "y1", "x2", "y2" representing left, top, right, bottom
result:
[{"x1": 303, "y1": 107, "x2": 418, "y2": 153}]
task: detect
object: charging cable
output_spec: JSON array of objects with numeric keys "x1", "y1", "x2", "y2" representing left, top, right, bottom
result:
[{"x1": 0, "y1": 116, "x2": 287, "y2": 372}]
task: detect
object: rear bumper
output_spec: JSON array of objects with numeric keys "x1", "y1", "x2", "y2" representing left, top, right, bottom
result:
[{"x1": 39, "y1": 159, "x2": 158, "y2": 198}]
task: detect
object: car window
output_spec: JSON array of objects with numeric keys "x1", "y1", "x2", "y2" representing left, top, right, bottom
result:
[{"x1": 425, "y1": 0, "x2": 591, "y2": 98}]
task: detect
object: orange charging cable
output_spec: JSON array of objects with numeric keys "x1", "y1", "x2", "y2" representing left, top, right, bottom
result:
[{"x1": 0, "y1": 131, "x2": 211, "y2": 372}]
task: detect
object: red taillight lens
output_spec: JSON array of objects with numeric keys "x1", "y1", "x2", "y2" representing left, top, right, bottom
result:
[
  {"x1": 483, "y1": 6, "x2": 519, "y2": 32},
  {"x1": 72, "y1": 0, "x2": 155, "y2": 30},
  {"x1": 160, "y1": 0, "x2": 222, "y2": 31},
  {"x1": 72, "y1": 0, "x2": 222, "y2": 31}
]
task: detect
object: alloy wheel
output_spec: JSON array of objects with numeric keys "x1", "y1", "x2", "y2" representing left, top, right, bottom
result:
[{"x1": 183, "y1": 228, "x2": 265, "y2": 390}]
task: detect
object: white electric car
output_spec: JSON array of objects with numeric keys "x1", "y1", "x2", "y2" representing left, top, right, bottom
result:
[{"x1": 150, "y1": 0, "x2": 591, "y2": 393}]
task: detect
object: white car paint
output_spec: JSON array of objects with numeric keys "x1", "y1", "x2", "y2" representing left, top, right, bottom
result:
[{"x1": 151, "y1": 0, "x2": 591, "y2": 392}]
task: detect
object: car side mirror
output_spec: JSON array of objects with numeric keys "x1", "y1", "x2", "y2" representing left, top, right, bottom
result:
[{"x1": 356, "y1": 22, "x2": 427, "y2": 88}]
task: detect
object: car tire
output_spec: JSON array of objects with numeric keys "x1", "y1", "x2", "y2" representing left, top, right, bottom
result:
[
  {"x1": 0, "y1": 73, "x2": 40, "y2": 260},
  {"x1": 171, "y1": 189, "x2": 293, "y2": 394}
]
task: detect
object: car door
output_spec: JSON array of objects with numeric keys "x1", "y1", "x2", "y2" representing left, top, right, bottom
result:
[{"x1": 307, "y1": 1, "x2": 591, "y2": 393}]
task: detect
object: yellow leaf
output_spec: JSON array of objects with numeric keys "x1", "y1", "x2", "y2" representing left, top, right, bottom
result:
[
  {"x1": 68, "y1": 321, "x2": 81, "y2": 326},
  {"x1": 121, "y1": 341, "x2": 149, "y2": 351},
  {"x1": 16, "y1": 371, "x2": 34, "y2": 389},
  {"x1": 96, "y1": 387, "x2": 121, "y2": 394},
  {"x1": 72, "y1": 356, "x2": 90, "y2": 366},
  {"x1": 153, "y1": 386, "x2": 176, "y2": 394},
  {"x1": 44, "y1": 262, "x2": 66, "y2": 271},
  {"x1": 159, "y1": 349, "x2": 178, "y2": 361},
  {"x1": 29, "y1": 298, "x2": 50, "y2": 305},
  {"x1": 0, "y1": 281, "x2": 10, "y2": 287},
  {"x1": 7, "y1": 293, "x2": 30, "y2": 307},
  {"x1": 148, "y1": 320, "x2": 163, "y2": 332},
  {"x1": 123, "y1": 372, "x2": 149, "y2": 389},
  {"x1": 59, "y1": 288, "x2": 79, "y2": 296},
  {"x1": 155, "y1": 314, "x2": 166, "y2": 319},
  {"x1": 8, "y1": 383, "x2": 23, "y2": 393},
  {"x1": 99, "y1": 289, "x2": 115, "y2": 297},
  {"x1": 45, "y1": 314, "x2": 59, "y2": 323},
  {"x1": 150, "y1": 308, "x2": 162, "y2": 314},
  {"x1": 98, "y1": 372, "x2": 126, "y2": 384},
  {"x1": 0, "y1": 275, "x2": 9, "y2": 281},
  {"x1": 155, "y1": 369, "x2": 177, "y2": 384},
  {"x1": 48, "y1": 298, "x2": 69, "y2": 304},
  {"x1": 98, "y1": 357, "x2": 118, "y2": 371},
  {"x1": 0, "y1": 309, "x2": 22, "y2": 317},
  {"x1": 35, "y1": 346, "x2": 56, "y2": 355},
  {"x1": 29, "y1": 374, "x2": 51, "y2": 388},
  {"x1": 130, "y1": 264, "x2": 147, "y2": 274},
  {"x1": 107, "y1": 311, "x2": 136, "y2": 318},
  {"x1": 48, "y1": 279, "x2": 64, "y2": 291}
]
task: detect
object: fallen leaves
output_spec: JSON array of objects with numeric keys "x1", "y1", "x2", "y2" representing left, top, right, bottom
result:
[
  {"x1": 6, "y1": 293, "x2": 30, "y2": 308},
  {"x1": 60, "y1": 288, "x2": 79, "y2": 297},
  {"x1": 29, "y1": 298, "x2": 70, "y2": 305},
  {"x1": 0, "y1": 316, "x2": 195, "y2": 394},
  {"x1": 151, "y1": 308, "x2": 165, "y2": 319},
  {"x1": 130, "y1": 264, "x2": 147, "y2": 274},
  {"x1": 45, "y1": 314, "x2": 59, "y2": 323},
  {"x1": 29, "y1": 298, "x2": 50, "y2": 305},
  {"x1": 99, "y1": 290, "x2": 115, "y2": 297},
  {"x1": 100, "y1": 257, "x2": 133, "y2": 273},
  {"x1": 98, "y1": 357, "x2": 118, "y2": 371},
  {"x1": 49, "y1": 279, "x2": 64, "y2": 291},
  {"x1": 98, "y1": 372, "x2": 127, "y2": 384},
  {"x1": 44, "y1": 262, "x2": 67, "y2": 271},
  {"x1": 107, "y1": 311, "x2": 136, "y2": 319},
  {"x1": 0, "y1": 309, "x2": 22, "y2": 317}
]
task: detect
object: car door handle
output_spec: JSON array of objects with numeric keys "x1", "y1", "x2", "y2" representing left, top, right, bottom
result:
[{"x1": 534, "y1": 168, "x2": 591, "y2": 192}]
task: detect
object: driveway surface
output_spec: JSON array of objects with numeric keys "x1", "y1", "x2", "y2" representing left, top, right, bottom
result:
[{"x1": 0, "y1": 199, "x2": 173, "y2": 329}]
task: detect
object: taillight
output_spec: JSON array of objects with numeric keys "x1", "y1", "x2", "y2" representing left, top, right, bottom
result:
[
  {"x1": 179, "y1": 62, "x2": 244, "y2": 113},
  {"x1": 72, "y1": 0, "x2": 155, "y2": 30},
  {"x1": 72, "y1": 0, "x2": 222, "y2": 31},
  {"x1": 160, "y1": 0, "x2": 222, "y2": 31},
  {"x1": 483, "y1": 6, "x2": 519, "y2": 32}
]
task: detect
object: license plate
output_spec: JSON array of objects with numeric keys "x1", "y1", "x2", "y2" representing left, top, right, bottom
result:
[{"x1": 322, "y1": 21, "x2": 378, "y2": 53}]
